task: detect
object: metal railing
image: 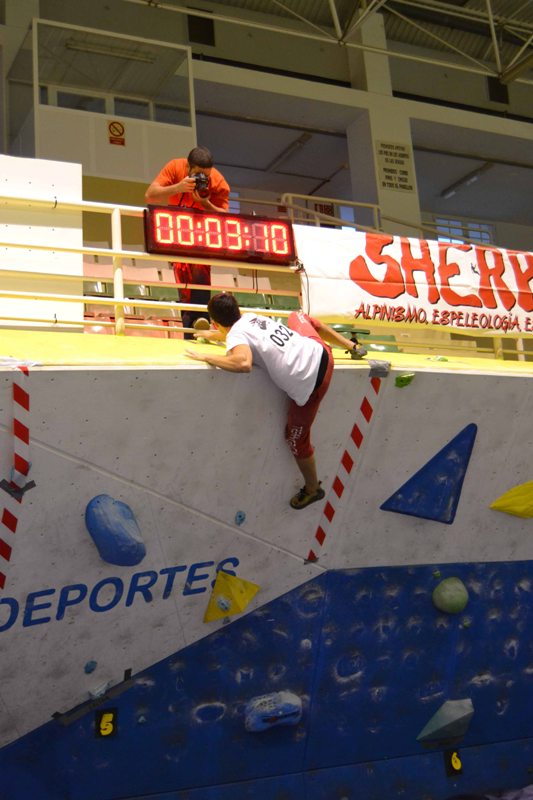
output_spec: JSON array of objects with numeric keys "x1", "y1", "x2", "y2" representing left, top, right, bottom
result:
[
  {"x1": 0, "y1": 194, "x2": 301, "y2": 336},
  {"x1": 281, "y1": 192, "x2": 382, "y2": 233},
  {"x1": 0, "y1": 191, "x2": 531, "y2": 361}
]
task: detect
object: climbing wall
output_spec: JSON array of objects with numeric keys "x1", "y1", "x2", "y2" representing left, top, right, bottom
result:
[
  {"x1": 0, "y1": 356, "x2": 532, "y2": 798},
  {"x1": 1, "y1": 564, "x2": 533, "y2": 799}
]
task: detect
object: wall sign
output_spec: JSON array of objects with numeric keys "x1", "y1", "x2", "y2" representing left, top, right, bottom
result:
[
  {"x1": 375, "y1": 141, "x2": 415, "y2": 193},
  {"x1": 294, "y1": 225, "x2": 533, "y2": 334},
  {"x1": 108, "y1": 120, "x2": 125, "y2": 146}
]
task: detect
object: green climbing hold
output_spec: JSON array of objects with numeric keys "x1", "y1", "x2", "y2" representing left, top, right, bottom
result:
[
  {"x1": 395, "y1": 372, "x2": 415, "y2": 388},
  {"x1": 432, "y1": 577, "x2": 469, "y2": 614}
]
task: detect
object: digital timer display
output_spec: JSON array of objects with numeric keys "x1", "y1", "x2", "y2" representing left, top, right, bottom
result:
[{"x1": 143, "y1": 206, "x2": 296, "y2": 266}]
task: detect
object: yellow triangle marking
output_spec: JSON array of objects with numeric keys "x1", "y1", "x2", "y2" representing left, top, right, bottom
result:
[
  {"x1": 490, "y1": 480, "x2": 533, "y2": 518},
  {"x1": 203, "y1": 571, "x2": 260, "y2": 623}
]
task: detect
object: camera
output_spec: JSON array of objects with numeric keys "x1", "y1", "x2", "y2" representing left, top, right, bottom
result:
[{"x1": 193, "y1": 172, "x2": 210, "y2": 198}]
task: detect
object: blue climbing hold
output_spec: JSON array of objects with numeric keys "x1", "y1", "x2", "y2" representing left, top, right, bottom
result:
[
  {"x1": 85, "y1": 494, "x2": 146, "y2": 566},
  {"x1": 244, "y1": 691, "x2": 302, "y2": 732},
  {"x1": 380, "y1": 423, "x2": 477, "y2": 524},
  {"x1": 84, "y1": 660, "x2": 97, "y2": 674},
  {"x1": 235, "y1": 510, "x2": 246, "y2": 526}
]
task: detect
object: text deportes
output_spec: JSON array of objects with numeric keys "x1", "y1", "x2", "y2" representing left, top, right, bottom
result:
[{"x1": 0, "y1": 558, "x2": 239, "y2": 632}]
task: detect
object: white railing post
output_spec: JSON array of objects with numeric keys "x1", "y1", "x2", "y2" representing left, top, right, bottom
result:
[{"x1": 111, "y1": 206, "x2": 125, "y2": 335}]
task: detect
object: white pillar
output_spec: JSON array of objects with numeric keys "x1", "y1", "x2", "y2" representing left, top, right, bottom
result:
[
  {"x1": 2, "y1": 0, "x2": 39, "y2": 153},
  {"x1": 347, "y1": 105, "x2": 422, "y2": 236},
  {"x1": 345, "y1": 13, "x2": 422, "y2": 236},
  {"x1": 347, "y1": 11, "x2": 392, "y2": 96}
]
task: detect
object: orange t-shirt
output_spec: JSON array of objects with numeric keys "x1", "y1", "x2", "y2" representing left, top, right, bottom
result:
[{"x1": 153, "y1": 157, "x2": 230, "y2": 210}]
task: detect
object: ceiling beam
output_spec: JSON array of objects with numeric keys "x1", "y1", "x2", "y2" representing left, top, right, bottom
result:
[
  {"x1": 485, "y1": 0, "x2": 502, "y2": 74},
  {"x1": 500, "y1": 49, "x2": 533, "y2": 83},
  {"x1": 389, "y1": 0, "x2": 533, "y2": 38},
  {"x1": 327, "y1": 0, "x2": 343, "y2": 40},
  {"x1": 342, "y1": 0, "x2": 390, "y2": 42},
  {"x1": 385, "y1": 4, "x2": 490, "y2": 71},
  {"x1": 269, "y1": 0, "x2": 337, "y2": 40}
]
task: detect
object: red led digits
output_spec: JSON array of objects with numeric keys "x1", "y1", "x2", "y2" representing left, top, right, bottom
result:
[
  {"x1": 226, "y1": 218, "x2": 243, "y2": 250},
  {"x1": 176, "y1": 214, "x2": 194, "y2": 246},
  {"x1": 154, "y1": 211, "x2": 174, "y2": 245},
  {"x1": 145, "y1": 206, "x2": 295, "y2": 264},
  {"x1": 252, "y1": 222, "x2": 270, "y2": 253},
  {"x1": 204, "y1": 217, "x2": 223, "y2": 249},
  {"x1": 271, "y1": 224, "x2": 290, "y2": 255}
]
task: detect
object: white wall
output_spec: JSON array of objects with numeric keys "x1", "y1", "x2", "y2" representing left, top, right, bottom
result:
[
  {"x1": 494, "y1": 220, "x2": 533, "y2": 252},
  {"x1": 0, "y1": 154, "x2": 83, "y2": 326},
  {"x1": 36, "y1": 106, "x2": 195, "y2": 183}
]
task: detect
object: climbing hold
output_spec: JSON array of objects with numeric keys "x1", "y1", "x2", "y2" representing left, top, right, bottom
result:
[
  {"x1": 350, "y1": 345, "x2": 367, "y2": 360},
  {"x1": 85, "y1": 494, "x2": 146, "y2": 566},
  {"x1": 368, "y1": 360, "x2": 391, "y2": 378},
  {"x1": 490, "y1": 480, "x2": 533, "y2": 518},
  {"x1": 88, "y1": 681, "x2": 111, "y2": 700},
  {"x1": 432, "y1": 577, "x2": 469, "y2": 614},
  {"x1": 216, "y1": 594, "x2": 232, "y2": 612},
  {"x1": 244, "y1": 691, "x2": 302, "y2": 732},
  {"x1": 395, "y1": 372, "x2": 415, "y2": 388},
  {"x1": 433, "y1": 569, "x2": 441, "y2": 578},
  {"x1": 417, "y1": 698, "x2": 474, "y2": 746},
  {"x1": 204, "y1": 571, "x2": 260, "y2": 623},
  {"x1": 137, "y1": 715, "x2": 147, "y2": 724},
  {"x1": 84, "y1": 660, "x2": 97, "y2": 674},
  {"x1": 192, "y1": 317, "x2": 210, "y2": 331},
  {"x1": 428, "y1": 356, "x2": 449, "y2": 362},
  {"x1": 235, "y1": 510, "x2": 246, "y2": 526},
  {"x1": 380, "y1": 423, "x2": 477, "y2": 524}
]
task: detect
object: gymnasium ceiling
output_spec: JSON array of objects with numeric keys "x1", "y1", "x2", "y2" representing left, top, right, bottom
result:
[
  {"x1": 172, "y1": 0, "x2": 533, "y2": 231},
  {"x1": 24, "y1": 1, "x2": 533, "y2": 231}
]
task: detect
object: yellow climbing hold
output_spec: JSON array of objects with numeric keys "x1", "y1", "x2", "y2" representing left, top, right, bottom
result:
[
  {"x1": 490, "y1": 481, "x2": 533, "y2": 518},
  {"x1": 203, "y1": 571, "x2": 260, "y2": 623}
]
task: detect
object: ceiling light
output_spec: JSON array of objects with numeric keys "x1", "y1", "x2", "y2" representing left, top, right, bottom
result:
[
  {"x1": 440, "y1": 162, "x2": 493, "y2": 200},
  {"x1": 266, "y1": 133, "x2": 312, "y2": 172},
  {"x1": 65, "y1": 39, "x2": 155, "y2": 64}
]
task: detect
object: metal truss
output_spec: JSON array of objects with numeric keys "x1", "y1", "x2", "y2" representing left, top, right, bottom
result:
[{"x1": 121, "y1": 0, "x2": 533, "y2": 84}]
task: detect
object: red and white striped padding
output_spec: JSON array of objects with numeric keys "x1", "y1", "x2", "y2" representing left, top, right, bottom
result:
[
  {"x1": 0, "y1": 366, "x2": 30, "y2": 589},
  {"x1": 307, "y1": 376, "x2": 382, "y2": 563}
]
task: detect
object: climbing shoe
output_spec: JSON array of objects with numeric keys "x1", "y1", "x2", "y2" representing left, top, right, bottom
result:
[{"x1": 290, "y1": 483, "x2": 325, "y2": 510}]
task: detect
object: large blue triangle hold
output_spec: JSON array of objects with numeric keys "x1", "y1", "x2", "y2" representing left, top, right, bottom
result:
[{"x1": 380, "y1": 423, "x2": 477, "y2": 524}]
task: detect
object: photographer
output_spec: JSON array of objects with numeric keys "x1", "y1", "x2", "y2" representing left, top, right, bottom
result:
[{"x1": 145, "y1": 146, "x2": 230, "y2": 337}]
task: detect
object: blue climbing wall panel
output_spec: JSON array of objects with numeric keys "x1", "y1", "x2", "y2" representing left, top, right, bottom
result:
[{"x1": 1, "y1": 561, "x2": 533, "y2": 800}]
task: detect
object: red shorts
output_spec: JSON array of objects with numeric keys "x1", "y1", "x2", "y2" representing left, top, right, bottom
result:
[{"x1": 284, "y1": 311, "x2": 333, "y2": 460}]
